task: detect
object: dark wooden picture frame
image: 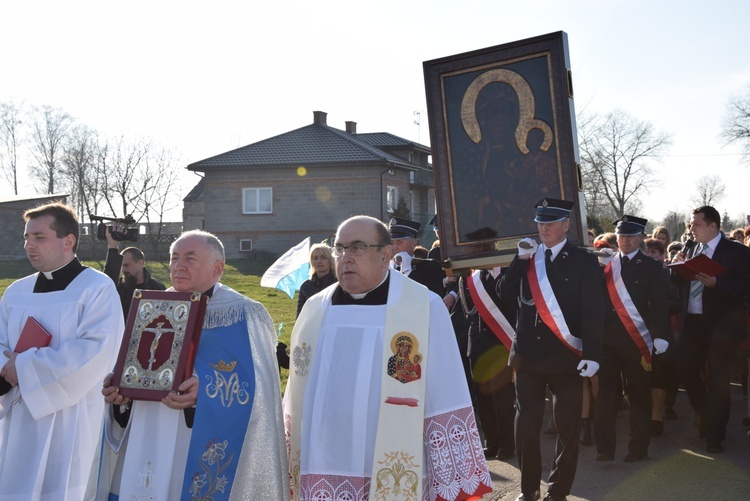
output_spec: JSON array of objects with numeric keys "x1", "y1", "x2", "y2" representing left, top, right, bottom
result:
[
  {"x1": 112, "y1": 290, "x2": 207, "y2": 401},
  {"x1": 424, "y1": 31, "x2": 586, "y2": 272}
]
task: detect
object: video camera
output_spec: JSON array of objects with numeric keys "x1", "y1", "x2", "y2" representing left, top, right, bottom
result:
[{"x1": 91, "y1": 214, "x2": 139, "y2": 242}]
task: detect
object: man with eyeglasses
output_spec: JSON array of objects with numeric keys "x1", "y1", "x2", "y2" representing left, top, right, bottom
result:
[{"x1": 284, "y1": 215, "x2": 492, "y2": 501}]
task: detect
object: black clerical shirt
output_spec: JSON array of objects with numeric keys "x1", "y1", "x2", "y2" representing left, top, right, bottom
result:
[
  {"x1": 331, "y1": 274, "x2": 390, "y2": 306},
  {"x1": 33, "y1": 258, "x2": 87, "y2": 293}
]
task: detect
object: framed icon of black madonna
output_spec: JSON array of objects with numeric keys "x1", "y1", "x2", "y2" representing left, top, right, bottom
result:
[{"x1": 423, "y1": 31, "x2": 587, "y2": 273}]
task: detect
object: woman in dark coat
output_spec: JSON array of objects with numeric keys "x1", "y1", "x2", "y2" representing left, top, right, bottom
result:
[{"x1": 296, "y1": 243, "x2": 337, "y2": 317}]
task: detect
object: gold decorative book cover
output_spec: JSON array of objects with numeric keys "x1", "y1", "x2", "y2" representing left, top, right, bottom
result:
[{"x1": 112, "y1": 290, "x2": 207, "y2": 401}]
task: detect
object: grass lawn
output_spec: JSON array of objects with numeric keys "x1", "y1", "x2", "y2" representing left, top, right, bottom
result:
[{"x1": 0, "y1": 256, "x2": 298, "y2": 388}]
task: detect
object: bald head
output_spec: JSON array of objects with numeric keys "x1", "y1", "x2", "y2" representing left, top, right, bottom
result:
[{"x1": 334, "y1": 216, "x2": 393, "y2": 294}]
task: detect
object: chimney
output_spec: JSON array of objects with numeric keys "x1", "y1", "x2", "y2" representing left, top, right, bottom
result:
[
  {"x1": 345, "y1": 121, "x2": 357, "y2": 134},
  {"x1": 313, "y1": 111, "x2": 327, "y2": 125}
]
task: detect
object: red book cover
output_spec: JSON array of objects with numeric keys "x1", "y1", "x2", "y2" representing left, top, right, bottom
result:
[
  {"x1": 111, "y1": 290, "x2": 207, "y2": 401},
  {"x1": 15, "y1": 316, "x2": 52, "y2": 353},
  {"x1": 668, "y1": 254, "x2": 727, "y2": 281}
]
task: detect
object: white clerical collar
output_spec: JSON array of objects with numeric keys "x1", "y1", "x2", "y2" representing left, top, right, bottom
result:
[
  {"x1": 348, "y1": 271, "x2": 389, "y2": 300},
  {"x1": 542, "y1": 238, "x2": 567, "y2": 261},
  {"x1": 42, "y1": 258, "x2": 77, "y2": 280}
]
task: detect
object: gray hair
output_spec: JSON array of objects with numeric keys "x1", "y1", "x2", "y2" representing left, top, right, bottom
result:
[{"x1": 171, "y1": 229, "x2": 226, "y2": 262}]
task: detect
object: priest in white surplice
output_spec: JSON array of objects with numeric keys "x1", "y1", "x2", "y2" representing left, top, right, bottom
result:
[
  {"x1": 93, "y1": 230, "x2": 289, "y2": 500},
  {"x1": 284, "y1": 216, "x2": 492, "y2": 501},
  {"x1": 0, "y1": 202, "x2": 124, "y2": 500}
]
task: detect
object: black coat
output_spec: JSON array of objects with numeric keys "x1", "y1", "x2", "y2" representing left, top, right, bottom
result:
[
  {"x1": 672, "y1": 234, "x2": 750, "y2": 341},
  {"x1": 296, "y1": 271, "x2": 337, "y2": 317},
  {"x1": 407, "y1": 259, "x2": 445, "y2": 297},
  {"x1": 498, "y1": 241, "x2": 604, "y2": 374},
  {"x1": 601, "y1": 251, "x2": 671, "y2": 350},
  {"x1": 104, "y1": 249, "x2": 166, "y2": 318}
]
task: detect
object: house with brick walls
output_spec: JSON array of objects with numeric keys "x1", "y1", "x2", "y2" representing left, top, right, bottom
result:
[{"x1": 183, "y1": 111, "x2": 436, "y2": 258}]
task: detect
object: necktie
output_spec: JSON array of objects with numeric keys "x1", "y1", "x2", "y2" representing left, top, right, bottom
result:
[
  {"x1": 545, "y1": 248, "x2": 553, "y2": 264},
  {"x1": 689, "y1": 244, "x2": 708, "y2": 301},
  {"x1": 621, "y1": 255, "x2": 630, "y2": 266},
  {"x1": 480, "y1": 269, "x2": 490, "y2": 284}
]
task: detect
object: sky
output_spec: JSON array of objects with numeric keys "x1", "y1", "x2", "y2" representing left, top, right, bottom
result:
[{"x1": 2, "y1": 0, "x2": 749, "y2": 227}]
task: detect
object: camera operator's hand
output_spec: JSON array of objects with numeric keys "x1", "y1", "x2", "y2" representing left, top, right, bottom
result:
[{"x1": 105, "y1": 224, "x2": 123, "y2": 249}]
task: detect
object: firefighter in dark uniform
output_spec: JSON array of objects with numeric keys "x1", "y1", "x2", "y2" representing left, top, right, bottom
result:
[
  {"x1": 498, "y1": 198, "x2": 603, "y2": 501},
  {"x1": 594, "y1": 215, "x2": 671, "y2": 463},
  {"x1": 459, "y1": 268, "x2": 517, "y2": 460},
  {"x1": 388, "y1": 217, "x2": 445, "y2": 296}
]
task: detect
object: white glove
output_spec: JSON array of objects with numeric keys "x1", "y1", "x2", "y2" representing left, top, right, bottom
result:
[
  {"x1": 653, "y1": 338, "x2": 669, "y2": 355},
  {"x1": 394, "y1": 252, "x2": 412, "y2": 273},
  {"x1": 517, "y1": 238, "x2": 538, "y2": 259},
  {"x1": 597, "y1": 248, "x2": 615, "y2": 267},
  {"x1": 577, "y1": 359, "x2": 600, "y2": 378}
]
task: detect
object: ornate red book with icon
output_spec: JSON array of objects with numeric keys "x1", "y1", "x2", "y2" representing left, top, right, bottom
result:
[{"x1": 111, "y1": 290, "x2": 207, "y2": 401}]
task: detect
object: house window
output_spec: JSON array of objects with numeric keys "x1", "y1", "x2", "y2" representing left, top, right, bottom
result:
[
  {"x1": 386, "y1": 186, "x2": 398, "y2": 213},
  {"x1": 239, "y1": 239, "x2": 253, "y2": 252},
  {"x1": 243, "y1": 187, "x2": 273, "y2": 214}
]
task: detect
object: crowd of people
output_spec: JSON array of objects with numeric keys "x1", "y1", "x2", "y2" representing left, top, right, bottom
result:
[{"x1": 0, "y1": 199, "x2": 748, "y2": 500}]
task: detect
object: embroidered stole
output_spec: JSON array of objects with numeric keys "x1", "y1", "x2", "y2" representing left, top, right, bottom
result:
[
  {"x1": 286, "y1": 275, "x2": 430, "y2": 500},
  {"x1": 604, "y1": 255, "x2": 653, "y2": 365},
  {"x1": 467, "y1": 270, "x2": 514, "y2": 349},
  {"x1": 526, "y1": 248, "x2": 583, "y2": 355},
  {"x1": 180, "y1": 312, "x2": 256, "y2": 499}
]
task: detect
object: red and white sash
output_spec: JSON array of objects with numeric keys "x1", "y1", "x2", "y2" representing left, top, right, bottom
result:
[
  {"x1": 604, "y1": 255, "x2": 653, "y2": 364},
  {"x1": 526, "y1": 248, "x2": 583, "y2": 356},
  {"x1": 467, "y1": 270, "x2": 514, "y2": 349}
]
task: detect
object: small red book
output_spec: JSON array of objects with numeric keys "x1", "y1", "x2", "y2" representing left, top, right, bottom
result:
[
  {"x1": 668, "y1": 254, "x2": 727, "y2": 281},
  {"x1": 15, "y1": 316, "x2": 52, "y2": 353}
]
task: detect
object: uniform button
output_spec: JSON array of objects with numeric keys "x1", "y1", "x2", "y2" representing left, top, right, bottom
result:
[{"x1": 537, "y1": 336, "x2": 541, "y2": 340}]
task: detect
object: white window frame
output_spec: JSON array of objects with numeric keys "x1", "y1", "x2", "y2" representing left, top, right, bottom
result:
[
  {"x1": 242, "y1": 187, "x2": 273, "y2": 214},
  {"x1": 386, "y1": 186, "x2": 398, "y2": 213},
  {"x1": 239, "y1": 239, "x2": 253, "y2": 252}
]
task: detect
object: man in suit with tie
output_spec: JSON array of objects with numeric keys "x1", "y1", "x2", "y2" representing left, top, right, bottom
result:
[
  {"x1": 672, "y1": 205, "x2": 750, "y2": 453},
  {"x1": 498, "y1": 198, "x2": 603, "y2": 501},
  {"x1": 594, "y1": 215, "x2": 671, "y2": 463}
]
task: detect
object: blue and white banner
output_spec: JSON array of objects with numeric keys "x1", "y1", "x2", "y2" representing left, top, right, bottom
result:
[{"x1": 260, "y1": 237, "x2": 311, "y2": 299}]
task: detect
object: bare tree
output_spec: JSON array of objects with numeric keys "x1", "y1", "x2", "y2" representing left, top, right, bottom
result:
[
  {"x1": 100, "y1": 135, "x2": 150, "y2": 218},
  {"x1": 95, "y1": 137, "x2": 183, "y2": 256},
  {"x1": 578, "y1": 109, "x2": 672, "y2": 218},
  {"x1": 139, "y1": 146, "x2": 183, "y2": 256},
  {"x1": 690, "y1": 174, "x2": 726, "y2": 207},
  {"x1": 721, "y1": 84, "x2": 750, "y2": 163},
  {"x1": 62, "y1": 124, "x2": 104, "y2": 219},
  {"x1": 29, "y1": 105, "x2": 75, "y2": 194},
  {"x1": 0, "y1": 100, "x2": 24, "y2": 195}
]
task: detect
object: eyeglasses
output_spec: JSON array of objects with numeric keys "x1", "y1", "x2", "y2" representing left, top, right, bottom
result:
[{"x1": 332, "y1": 242, "x2": 386, "y2": 257}]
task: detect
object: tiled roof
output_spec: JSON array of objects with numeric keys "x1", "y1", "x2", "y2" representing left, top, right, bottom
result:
[
  {"x1": 356, "y1": 132, "x2": 429, "y2": 151},
  {"x1": 188, "y1": 123, "x2": 421, "y2": 171}
]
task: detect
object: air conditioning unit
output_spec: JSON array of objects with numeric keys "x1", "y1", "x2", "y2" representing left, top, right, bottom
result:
[{"x1": 239, "y1": 239, "x2": 253, "y2": 252}]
